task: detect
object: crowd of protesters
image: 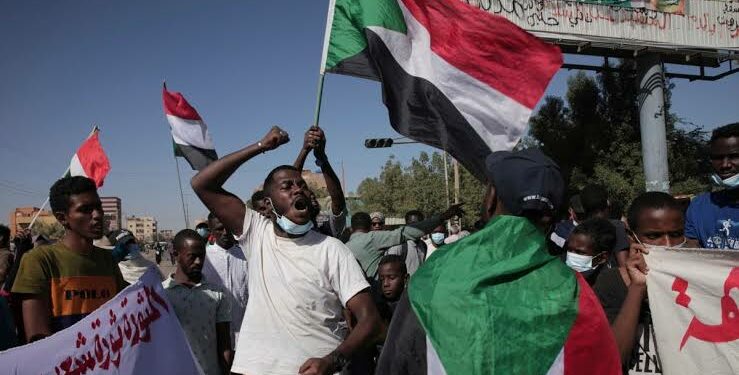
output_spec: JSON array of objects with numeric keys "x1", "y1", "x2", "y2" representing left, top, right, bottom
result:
[{"x1": 0, "y1": 122, "x2": 737, "y2": 374}]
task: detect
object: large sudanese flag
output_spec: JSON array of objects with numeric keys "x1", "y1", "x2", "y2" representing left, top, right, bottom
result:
[
  {"x1": 408, "y1": 216, "x2": 622, "y2": 374},
  {"x1": 321, "y1": 0, "x2": 562, "y2": 180},
  {"x1": 162, "y1": 83, "x2": 218, "y2": 171},
  {"x1": 67, "y1": 129, "x2": 111, "y2": 188}
]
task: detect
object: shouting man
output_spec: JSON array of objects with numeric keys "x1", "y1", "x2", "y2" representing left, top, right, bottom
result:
[{"x1": 191, "y1": 126, "x2": 380, "y2": 375}]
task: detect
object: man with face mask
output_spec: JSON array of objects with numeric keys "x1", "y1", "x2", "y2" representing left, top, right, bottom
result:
[
  {"x1": 593, "y1": 191, "x2": 686, "y2": 374},
  {"x1": 195, "y1": 222, "x2": 210, "y2": 239},
  {"x1": 686, "y1": 122, "x2": 739, "y2": 249},
  {"x1": 191, "y1": 126, "x2": 381, "y2": 375},
  {"x1": 201, "y1": 212, "x2": 248, "y2": 347},
  {"x1": 564, "y1": 218, "x2": 616, "y2": 285},
  {"x1": 100, "y1": 229, "x2": 162, "y2": 284}
]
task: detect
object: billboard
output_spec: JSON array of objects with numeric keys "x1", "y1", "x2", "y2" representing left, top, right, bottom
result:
[{"x1": 464, "y1": 0, "x2": 739, "y2": 52}]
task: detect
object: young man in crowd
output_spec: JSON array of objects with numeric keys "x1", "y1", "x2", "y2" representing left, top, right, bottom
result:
[
  {"x1": 593, "y1": 191, "x2": 686, "y2": 373},
  {"x1": 11, "y1": 176, "x2": 125, "y2": 342},
  {"x1": 551, "y1": 185, "x2": 630, "y2": 266},
  {"x1": 564, "y1": 217, "x2": 617, "y2": 285},
  {"x1": 202, "y1": 212, "x2": 248, "y2": 347},
  {"x1": 376, "y1": 149, "x2": 619, "y2": 374},
  {"x1": 293, "y1": 126, "x2": 347, "y2": 238},
  {"x1": 424, "y1": 224, "x2": 448, "y2": 258},
  {"x1": 101, "y1": 229, "x2": 162, "y2": 284},
  {"x1": 347, "y1": 206, "x2": 461, "y2": 281},
  {"x1": 370, "y1": 212, "x2": 385, "y2": 231},
  {"x1": 191, "y1": 126, "x2": 380, "y2": 375},
  {"x1": 686, "y1": 122, "x2": 739, "y2": 249},
  {"x1": 163, "y1": 229, "x2": 233, "y2": 375},
  {"x1": 0, "y1": 225, "x2": 12, "y2": 286},
  {"x1": 386, "y1": 210, "x2": 428, "y2": 275},
  {"x1": 376, "y1": 255, "x2": 408, "y2": 323}
]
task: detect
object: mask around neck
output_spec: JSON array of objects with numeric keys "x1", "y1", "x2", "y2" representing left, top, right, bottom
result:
[
  {"x1": 267, "y1": 198, "x2": 314, "y2": 236},
  {"x1": 711, "y1": 173, "x2": 739, "y2": 189}
]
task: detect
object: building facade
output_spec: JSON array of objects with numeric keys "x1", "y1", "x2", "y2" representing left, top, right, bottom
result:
[
  {"x1": 101, "y1": 197, "x2": 122, "y2": 232},
  {"x1": 9, "y1": 207, "x2": 57, "y2": 237},
  {"x1": 125, "y1": 216, "x2": 158, "y2": 242}
]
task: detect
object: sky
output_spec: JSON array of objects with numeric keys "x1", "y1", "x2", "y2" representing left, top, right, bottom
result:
[{"x1": 1, "y1": 0, "x2": 738, "y2": 231}]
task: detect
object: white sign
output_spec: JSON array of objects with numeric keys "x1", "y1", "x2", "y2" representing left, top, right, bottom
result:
[
  {"x1": 645, "y1": 248, "x2": 739, "y2": 375},
  {"x1": 0, "y1": 269, "x2": 203, "y2": 375},
  {"x1": 464, "y1": 0, "x2": 739, "y2": 51}
]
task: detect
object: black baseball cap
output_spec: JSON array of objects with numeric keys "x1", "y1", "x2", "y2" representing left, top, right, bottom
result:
[
  {"x1": 485, "y1": 148, "x2": 564, "y2": 215},
  {"x1": 107, "y1": 229, "x2": 136, "y2": 247}
]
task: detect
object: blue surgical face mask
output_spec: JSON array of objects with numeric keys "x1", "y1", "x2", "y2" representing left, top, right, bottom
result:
[
  {"x1": 267, "y1": 198, "x2": 314, "y2": 236},
  {"x1": 196, "y1": 228, "x2": 209, "y2": 238},
  {"x1": 431, "y1": 232, "x2": 445, "y2": 245},
  {"x1": 711, "y1": 173, "x2": 739, "y2": 189}
]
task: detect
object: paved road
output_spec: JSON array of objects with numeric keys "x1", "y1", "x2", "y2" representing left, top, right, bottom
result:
[{"x1": 141, "y1": 249, "x2": 176, "y2": 277}]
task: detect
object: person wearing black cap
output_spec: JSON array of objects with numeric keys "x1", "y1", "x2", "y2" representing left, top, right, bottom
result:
[
  {"x1": 98, "y1": 229, "x2": 162, "y2": 284},
  {"x1": 376, "y1": 149, "x2": 618, "y2": 374}
]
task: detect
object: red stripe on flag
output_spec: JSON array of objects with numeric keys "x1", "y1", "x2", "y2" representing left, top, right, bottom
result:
[
  {"x1": 76, "y1": 132, "x2": 111, "y2": 188},
  {"x1": 563, "y1": 274, "x2": 621, "y2": 375},
  {"x1": 162, "y1": 85, "x2": 202, "y2": 121},
  {"x1": 399, "y1": 0, "x2": 562, "y2": 109}
]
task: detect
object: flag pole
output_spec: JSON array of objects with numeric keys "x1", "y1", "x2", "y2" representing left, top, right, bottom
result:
[
  {"x1": 173, "y1": 155, "x2": 190, "y2": 229},
  {"x1": 313, "y1": 0, "x2": 337, "y2": 128},
  {"x1": 27, "y1": 125, "x2": 100, "y2": 230}
]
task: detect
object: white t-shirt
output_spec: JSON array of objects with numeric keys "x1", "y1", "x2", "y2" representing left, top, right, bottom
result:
[{"x1": 231, "y1": 208, "x2": 369, "y2": 375}]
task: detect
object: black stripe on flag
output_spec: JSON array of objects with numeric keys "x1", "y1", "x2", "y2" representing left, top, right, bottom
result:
[
  {"x1": 365, "y1": 30, "x2": 491, "y2": 182},
  {"x1": 174, "y1": 143, "x2": 218, "y2": 171}
]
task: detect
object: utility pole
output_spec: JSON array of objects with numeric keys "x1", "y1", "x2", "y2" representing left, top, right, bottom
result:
[{"x1": 637, "y1": 54, "x2": 670, "y2": 192}]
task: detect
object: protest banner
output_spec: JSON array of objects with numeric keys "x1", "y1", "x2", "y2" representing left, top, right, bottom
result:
[
  {"x1": 645, "y1": 247, "x2": 739, "y2": 375},
  {"x1": 0, "y1": 269, "x2": 203, "y2": 375}
]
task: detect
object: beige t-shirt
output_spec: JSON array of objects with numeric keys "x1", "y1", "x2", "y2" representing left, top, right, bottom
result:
[{"x1": 231, "y1": 209, "x2": 369, "y2": 375}]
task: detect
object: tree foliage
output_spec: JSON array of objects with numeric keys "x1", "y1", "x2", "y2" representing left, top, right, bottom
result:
[
  {"x1": 529, "y1": 63, "x2": 709, "y2": 210},
  {"x1": 357, "y1": 152, "x2": 484, "y2": 227},
  {"x1": 32, "y1": 221, "x2": 65, "y2": 240}
]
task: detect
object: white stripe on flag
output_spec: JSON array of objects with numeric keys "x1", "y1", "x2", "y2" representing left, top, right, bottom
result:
[
  {"x1": 545, "y1": 348, "x2": 564, "y2": 375},
  {"x1": 69, "y1": 154, "x2": 88, "y2": 179},
  {"x1": 426, "y1": 335, "x2": 448, "y2": 375},
  {"x1": 166, "y1": 114, "x2": 216, "y2": 150},
  {"x1": 367, "y1": 1, "x2": 532, "y2": 152}
]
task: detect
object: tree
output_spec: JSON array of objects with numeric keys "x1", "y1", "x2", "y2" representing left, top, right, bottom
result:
[
  {"x1": 357, "y1": 152, "x2": 485, "y2": 227},
  {"x1": 529, "y1": 62, "x2": 709, "y2": 210},
  {"x1": 32, "y1": 221, "x2": 65, "y2": 240}
]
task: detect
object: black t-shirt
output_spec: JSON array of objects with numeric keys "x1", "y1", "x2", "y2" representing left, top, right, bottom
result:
[
  {"x1": 593, "y1": 268, "x2": 662, "y2": 374},
  {"x1": 375, "y1": 290, "x2": 427, "y2": 375}
]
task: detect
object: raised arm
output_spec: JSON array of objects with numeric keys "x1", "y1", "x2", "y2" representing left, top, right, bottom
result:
[
  {"x1": 310, "y1": 127, "x2": 346, "y2": 215},
  {"x1": 611, "y1": 244, "x2": 648, "y2": 364},
  {"x1": 369, "y1": 204, "x2": 465, "y2": 249},
  {"x1": 293, "y1": 129, "x2": 312, "y2": 171},
  {"x1": 191, "y1": 126, "x2": 290, "y2": 236}
]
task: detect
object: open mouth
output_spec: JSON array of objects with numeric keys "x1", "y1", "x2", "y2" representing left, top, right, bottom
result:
[{"x1": 294, "y1": 197, "x2": 309, "y2": 212}]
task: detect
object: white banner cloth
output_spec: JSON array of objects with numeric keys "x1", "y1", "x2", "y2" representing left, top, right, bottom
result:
[
  {"x1": 0, "y1": 269, "x2": 203, "y2": 375},
  {"x1": 645, "y1": 247, "x2": 739, "y2": 375}
]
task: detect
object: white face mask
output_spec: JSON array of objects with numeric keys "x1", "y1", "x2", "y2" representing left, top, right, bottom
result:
[
  {"x1": 431, "y1": 232, "x2": 445, "y2": 245},
  {"x1": 632, "y1": 231, "x2": 687, "y2": 249},
  {"x1": 565, "y1": 252, "x2": 596, "y2": 273},
  {"x1": 711, "y1": 173, "x2": 739, "y2": 189}
]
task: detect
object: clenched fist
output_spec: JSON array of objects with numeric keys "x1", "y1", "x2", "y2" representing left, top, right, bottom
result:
[{"x1": 259, "y1": 126, "x2": 290, "y2": 151}]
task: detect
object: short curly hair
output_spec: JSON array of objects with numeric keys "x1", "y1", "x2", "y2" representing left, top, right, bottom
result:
[
  {"x1": 710, "y1": 122, "x2": 739, "y2": 144},
  {"x1": 49, "y1": 176, "x2": 97, "y2": 214}
]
